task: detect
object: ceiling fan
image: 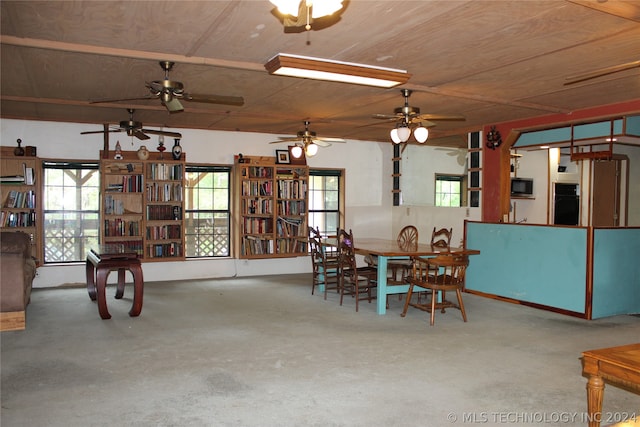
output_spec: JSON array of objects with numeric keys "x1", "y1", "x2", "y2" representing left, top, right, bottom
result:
[
  {"x1": 268, "y1": 120, "x2": 345, "y2": 157},
  {"x1": 373, "y1": 89, "x2": 465, "y2": 144},
  {"x1": 90, "y1": 61, "x2": 245, "y2": 112},
  {"x1": 564, "y1": 60, "x2": 640, "y2": 85},
  {"x1": 80, "y1": 109, "x2": 182, "y2": 140}
]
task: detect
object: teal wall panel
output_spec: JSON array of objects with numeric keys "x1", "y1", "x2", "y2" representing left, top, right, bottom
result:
[
  {"x1": 591, "y1": 228, "x2": 640, "y2": 318},
  {"x1": 626, "y1": 115, "x2": 640, "y2": 136},
  {"x1": 465, "y1": 222, "x2": 587, "y2": 313},
  {"x1": 514, "y1": 118, "x2": 628, "y2": 147}
]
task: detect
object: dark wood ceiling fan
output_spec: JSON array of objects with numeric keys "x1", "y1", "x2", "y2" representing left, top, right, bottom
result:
[
  {"x1": 80, "y1": 109, "x2": 182, "y2": 140},
  {"x1": 564, "y1": 60, "x2": 640, "y2": 85},
  {"x1": 90, "y1": 61, "x2": 245, "y2": 112}
]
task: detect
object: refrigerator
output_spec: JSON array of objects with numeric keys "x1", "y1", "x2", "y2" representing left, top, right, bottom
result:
[{"x1": 554, "y1": 183, "x2": 579, "y2": 225}]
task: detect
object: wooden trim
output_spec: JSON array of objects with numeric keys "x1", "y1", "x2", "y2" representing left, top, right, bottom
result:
[
  {"x1": 464, "y1": 289, "x2": 588, "y2": 319},
  {"x1": 0, "y1": 310, "x2": 26, "y2": 331}
]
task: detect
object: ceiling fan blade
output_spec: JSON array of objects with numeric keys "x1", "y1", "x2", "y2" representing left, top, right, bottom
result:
[
  {"x1": 564, "y1": 60, "x2": 640, "y2": 85},
  {"x1": 269, "y1": 137, "x2": 301, "y2": 143},
  {"x1": 416, "y1": 113, "x2": 465, "y2": 121},
  {"x1": 81, "y1": 129, "x2": 122, "y2": 135},
  {"x1": 90, "y1": 95, "x2": 156, "y2": 104},
  {"x1": 184, "y1": 93, "x2": 245, "y2": 107},
  {"x1": 141, "y1": 129, "x2": 183, "y2": 138},
  {"x1": 315, "y1": 137, "x2": 345, "y2": 143},
  {"x1": 163, "y1": 97, "x2": 184, "y2": 112},
  {"x1": 312, "y1": 140, "x2": 331, "y2": 147},
  {"x1": 372, "y1": 113, "x2": 402, "y2": 121},
  {"x1": 133, "y1": 130, "x2": 150, "y2": 140}
]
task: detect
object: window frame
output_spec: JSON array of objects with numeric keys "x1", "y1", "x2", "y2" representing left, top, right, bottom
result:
[
  {"x1": 184, "y1": 164, "x2": 231, "y2": 258},
  {"x1": 308, "y1": 168, "x2": 344, "y2": 237},
  {"x1": 42, "y1": 160, "x2": 100, "y2": 264},
  {"x1": 434, "y1": 173, "x2": 468, "y2": 207}
]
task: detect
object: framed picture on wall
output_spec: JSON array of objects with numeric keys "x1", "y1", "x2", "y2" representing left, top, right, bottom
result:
[{"x1": 275, "y1": 150, "x2": 290, "y2": 164}]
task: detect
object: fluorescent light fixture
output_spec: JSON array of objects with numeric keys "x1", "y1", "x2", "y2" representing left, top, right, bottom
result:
[{"x1": 264, "y1": 53, "x2": 411, "y2": 88}]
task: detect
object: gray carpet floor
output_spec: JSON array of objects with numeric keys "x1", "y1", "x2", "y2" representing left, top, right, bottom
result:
[{"x1": 1, "y1": 273, "x2": 639, "y2": 427}]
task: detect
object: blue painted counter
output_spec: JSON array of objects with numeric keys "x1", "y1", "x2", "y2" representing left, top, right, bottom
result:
[{"x1": 465, "y1": 222, "x2": 640, "y2": 319}]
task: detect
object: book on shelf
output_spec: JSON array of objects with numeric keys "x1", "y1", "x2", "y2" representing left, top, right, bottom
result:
[{"x1": 1, "y1": 175, "x2": 25, "y2": 183}]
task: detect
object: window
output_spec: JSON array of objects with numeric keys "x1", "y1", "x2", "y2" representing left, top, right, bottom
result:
[
  {"x1": 184, "y1": 165, "x2": 231, "y2": 257},
  {"x1": 43, "y1": 161, "x2": 100, "y2": 263},
  {"x1": 435, "y1": 174, "x2": 466, "y2": 207},
  {"x1": 308, "y1": 169, "x2": 342, "y2": 236}
]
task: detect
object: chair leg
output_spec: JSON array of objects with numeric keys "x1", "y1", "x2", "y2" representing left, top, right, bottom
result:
[
  {"x1": 456, "y1": 289, "x2": 468, "y2": 322},
  {"x1": 401, "y1": 284, "x2": 414, "y2": 317},
  {"x1": 430, "y1": 290, "x2": 437, "y2": 326}
]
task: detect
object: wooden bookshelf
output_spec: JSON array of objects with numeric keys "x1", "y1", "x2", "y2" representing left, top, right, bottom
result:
[
  {"x1": 235, "y1": 155, "x2": 308, "y2": 259},
  {"x1": 0, "y1": 146, "x2": 42, "y2": 264},
  {"x1": 99, "y1": 150, "x2": 185, "y2": 262}
]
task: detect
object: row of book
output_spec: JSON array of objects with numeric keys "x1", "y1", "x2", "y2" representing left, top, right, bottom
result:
[
  {"x1": 146, "y1": 182, "x2": 183, "y2": 202},
  {"x1": 243, "y1": 217, "x2": 273, "y2": 234},
  {"x1": 147, "y1": 163, "x2": 183, "y2": 181},
  {"x1": 275, "y1": 237, "x2": 307, "y2": 253},
  {"x1": 242, "y1": 197, "x2": 273, "y2": 215},
  {"x1": 277, "y1": 200, "x2": 306, "y2": 216},
  {"x1": 146, "y1": 205, "x2": 182, "y2": 221},
  {"x1": 104, "y1": 195, "x2": 128, "y2": 215},
  {"x1": 241, "y1": 180, "x2": 273, "y2": 197},
  {"x1": 4, "y1": 190, "x2": 36, "y2": 209},
  {"x1": 104, "y1": 219, "x2": 141, "y2": 237},
  {"x1": 242, "y1": 236, "x2": 274, "y2": 255},
  {"x1": 245, "y1": 166, "x2": 273, "y2": 179},
  {"x1": 146, "y1": 242, "x2": 182, "y2": 258},
  {"x1": 277, "y1": 179, "x2": 307, "y2": 199},
  {"x1": 105, "y1": 175, "x2": 144, "y2": 193},
  {"x1": 0, "y1": 211, "x2": 37, "y2": 227},
  {"x1": 146, "y1": 224, "x2": 182, "y2": 240},
  {"x1": 276, "y1": 217, "x2": 305, "y2": 237}
]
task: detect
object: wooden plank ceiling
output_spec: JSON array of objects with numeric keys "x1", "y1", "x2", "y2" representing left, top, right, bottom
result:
[{"x1": 1, "y1": 0, "x2": 639, "y2": 148}]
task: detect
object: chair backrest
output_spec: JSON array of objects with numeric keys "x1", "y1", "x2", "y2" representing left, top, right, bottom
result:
[
  {"x1": 337, "y1": 228, "x2": 358, "y2": 275},
  {"x1": 308, "y1": 226, "x2": 321, "y2": 254},
  {"x1": 431, "y1": 227, "x2": 452, "y2": 249},
  {"x1": 421, "y1": 253, "x2": 468, "y2": 287},
  {"x1": 397, "y1": 225, "x2": 418, "y2": 251}
]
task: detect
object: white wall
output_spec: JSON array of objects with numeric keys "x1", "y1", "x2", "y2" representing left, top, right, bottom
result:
[
  {"x1": 396, "y1": 144, "x2": 482, "y2": 245},
  {"x1": 2, "y1": 118, "x2": 395, "y2": 287}
]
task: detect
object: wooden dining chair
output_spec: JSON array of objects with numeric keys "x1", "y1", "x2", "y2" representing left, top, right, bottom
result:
[
  {"x1": 431, "y1": 227, "x2": 452, "y2": 249},
  {"x1": 337, "y1": 228, "x2": 378, "y2": 312},
  {"x1": 401, "y1": 253, "x2": 469, "y2": 326},
  {"x1": 364, "y1": 225, "x2": 418, "y2": 283},
  {"x1": 388, "y1": 225, "x2": 419, "y2": 284},
  {"x1": 309, "y1": 226, "x2": 340, "y2": 297}
]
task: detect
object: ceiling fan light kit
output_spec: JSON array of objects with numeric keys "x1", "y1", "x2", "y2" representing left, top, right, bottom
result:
[
  {"x1": 270, "y1": 0, "x2": 344, "y2": 31},
  {"x1": 270, "y1": 0, "x2": 343, "y2": 18},
  {"x1": 376, "y1": 89, "x2": 464, "y2": 145},
  {"x1": 413, "y1": 126, "x2": 429, "y2": 143},
  {"x1": 264, "y1": 53, "x2": 411, "y2": 88},
  {"x1": 269, "y1": 120, "x2": 345, "y2": 157}
]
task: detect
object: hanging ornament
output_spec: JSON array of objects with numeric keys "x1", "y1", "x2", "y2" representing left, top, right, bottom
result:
[{"x1": 486, "y1": 126, "x2": 502, "y2": 150}]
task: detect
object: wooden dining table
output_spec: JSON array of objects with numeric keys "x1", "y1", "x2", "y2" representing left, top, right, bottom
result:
[{"x1": 322, "y1": 237, "x2": 480, "y2": 314}]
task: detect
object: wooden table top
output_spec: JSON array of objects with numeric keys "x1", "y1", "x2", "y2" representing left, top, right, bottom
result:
[
  {"x1": 322, "y1": 237, "x2": 480, "y2": 257},
  {"x1": 582, "y1": 343, "x2": 640, "y2": 371},
  {"x1": 90, "y1": 244, "x2": 138, "y2": 260}
]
